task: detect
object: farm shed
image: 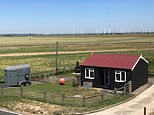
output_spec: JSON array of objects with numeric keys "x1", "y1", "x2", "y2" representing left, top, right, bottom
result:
[
  {"x1": 80, "y1": 54, "x2": 148, "y2": 91},
  {"x1": 4, "y1": 64, "x2": 31, "y2": 86}
]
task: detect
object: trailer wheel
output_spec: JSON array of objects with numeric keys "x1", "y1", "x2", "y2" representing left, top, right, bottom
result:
[
  {"x1": 25, "y1": 82, "x2": 29, "y2": 86},
  {"x1": 19, "y1": 82, "x2": 24, "y2": 87}
]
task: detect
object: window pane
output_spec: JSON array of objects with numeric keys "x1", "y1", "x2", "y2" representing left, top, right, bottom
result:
[
  {"x1": 121, "y1": 72, "x2": 126, "y2": 81},
  {"x1": 105, "y1": 70, "x2": 108, "y2": 77},
  {"x1": 90, "y1": 70, "x2": 94, "y2": 78},
  {"x1": 116, "y1": 74, "x2": 120, "y2": 81},
  {"x1": 86, "y1": 69, "x2": 89, "y2": 77}
]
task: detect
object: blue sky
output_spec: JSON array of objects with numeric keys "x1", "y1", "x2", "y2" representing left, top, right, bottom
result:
[{"x1": 0, "y1": 0, "x2": 154, "y2": 34}]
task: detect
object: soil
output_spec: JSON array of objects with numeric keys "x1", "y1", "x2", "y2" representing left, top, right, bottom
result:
[
  {"x1": 13, "y1": 100, "x2": 63, "y2": 115},
  {"x1": 0, "y1": 48, "x2": 154, "y2": 57}
]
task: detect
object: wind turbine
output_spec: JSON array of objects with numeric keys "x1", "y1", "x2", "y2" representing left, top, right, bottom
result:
[
  {"x1": 95, "y1": 29, "x2": 98, "y2": 35},
  {"x1": 108, "y1": 25, "x2": 111, "y2": 34},
  {"x1": 80, "y1": 30, "x2": 83, "y2": 35},
  {"x1": 120, "y1": 28, "x2": 123, "y2": 34},
  {"x1": 60, "y1": 31, "x2": 63, "y2": 35},
  {"x1": 150, "y1": 26, "x2": 152, "y2": 34},
  {"x1": 127, "y1": 28, "x2": 130, "y2": 34},
  {"x1": 141, "y1": 25, "x2": 145, "y2": 34},
  {"x1": 99, "y1": 28, "x2": 101, "y2": 34},
  {"x1": 104, "y1": 27, "x2": 106, "y2": 34},
  {"x1": 144, "y1": 25, "x2": 146, "y2": 34},
  {"x1": 73, "y1": 27, "x2": 76, "y2": 35}
]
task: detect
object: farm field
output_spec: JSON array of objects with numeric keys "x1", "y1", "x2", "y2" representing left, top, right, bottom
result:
[
  {"x1": 0, "y1": 34, "x2": 154, "y2": 78},
  {"x1": 0, "y1": 34, "x2": 154, "y2": 114},
  {"x1": 0, "y1": 34, "x2": 154, "y2": 54}
]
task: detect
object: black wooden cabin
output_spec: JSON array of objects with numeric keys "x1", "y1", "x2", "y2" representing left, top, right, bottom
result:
[{"x1": 80, "y1": 54, "x2": 148, "y2": 91}]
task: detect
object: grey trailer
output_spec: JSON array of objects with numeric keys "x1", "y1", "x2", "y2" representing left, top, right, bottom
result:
[{"x1": 4, "y1": 64, "x2": 31, "y2": 86}]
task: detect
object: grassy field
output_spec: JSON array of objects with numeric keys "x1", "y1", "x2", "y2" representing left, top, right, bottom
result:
[
  {"x1": 0, "y1": 34, "x2": 154, "y2": 54},
  {"x1": 0, "y1": 34, "x2": 153, "y2": 114},
  {"x1": 0, "y1": 34, "x2": 154, "y2": 78}
]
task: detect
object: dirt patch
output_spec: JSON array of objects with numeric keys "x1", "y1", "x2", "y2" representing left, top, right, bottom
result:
[
  {"x1": 0, "y1": 48, "x2": 154, "y2": 57},
  {"x1": 13, "y1": 100, "x2": 63, "y2": 115}
]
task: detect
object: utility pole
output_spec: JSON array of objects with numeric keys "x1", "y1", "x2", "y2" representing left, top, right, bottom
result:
[{"x1": 55, "y1": 41, "x2": 58, "y2": 74}]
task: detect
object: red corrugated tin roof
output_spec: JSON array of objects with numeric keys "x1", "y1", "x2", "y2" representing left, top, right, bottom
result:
[{"x1": 80, "y1": 54, "x2": 145, "y2": 70}]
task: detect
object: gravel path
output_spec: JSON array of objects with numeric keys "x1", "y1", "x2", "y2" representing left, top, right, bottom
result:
[{"x1": 0, "y1": 48, "x2": 154, "y2": 57}]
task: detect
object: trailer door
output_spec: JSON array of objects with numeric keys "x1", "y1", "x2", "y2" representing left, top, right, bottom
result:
[{"x1": 8, "y1": 71, "x2": 18, "y2": 86}]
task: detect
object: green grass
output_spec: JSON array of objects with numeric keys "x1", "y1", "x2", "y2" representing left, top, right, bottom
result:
[
  {"x1": 0, "y1": 34, "x2": 154, "y2": 54},
  {"x1": 0, "y1": 50, "x2": 154, "y2": 81},
  {"x1": 0, "y1": 53, "x2": 89, "y2": 77},
  {"x1": 0, "y1": 34, "x2": 153, "y2": 113},
  {"x1": 0, "y1": 49, "x2": 153, "y2": 78},
  {"x1": 0, "y1": 82, "x2": 131, "y2": 114}
]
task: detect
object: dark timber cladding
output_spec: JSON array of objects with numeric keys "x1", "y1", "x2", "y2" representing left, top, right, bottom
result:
[{"x1": 80, "y1": 54, "x2": 148, "y2": 91}]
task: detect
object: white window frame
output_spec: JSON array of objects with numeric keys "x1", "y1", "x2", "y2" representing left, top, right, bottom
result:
[
  {"x1": 115, "y1": 70, "x2": 126, "y2": 82},
  {"x1": 85, "y1": 68, "x2": 95, "y2": 79}
]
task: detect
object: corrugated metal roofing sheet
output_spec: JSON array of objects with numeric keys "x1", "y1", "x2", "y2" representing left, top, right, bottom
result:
[{"x1": 80, "y1": 54, "x2": 141, "y2": 70}]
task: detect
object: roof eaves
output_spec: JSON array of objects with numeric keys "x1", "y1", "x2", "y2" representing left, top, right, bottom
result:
[
  {"x1": 131, "y1": 55, "x2": 148, "y2": 71},
  {"x1": 140, "y1": 54, "x2": 149, "y2": 64}
]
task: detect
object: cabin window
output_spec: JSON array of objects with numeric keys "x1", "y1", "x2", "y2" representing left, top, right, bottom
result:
[
  {"x1": 85, "y1": 68, "x2": 94, "y2": 79},
  {"x1": 115, "y1": 70, "x2": 126, "y2": 82}
]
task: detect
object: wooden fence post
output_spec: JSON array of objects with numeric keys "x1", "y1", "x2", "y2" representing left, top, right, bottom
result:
[
  {"x1": 114, "y1": 88, "x2": 117, "y2": 94},
  {"x1": 43, "y1": 91, "x2": 47, "y2": 102},
  {"x1": 144, "y1": 107, "x2": 146, "y2": 115},
  {"x1": 101, "y1": 94, "x2": 104, "y2": 100},
  {"x1": 63, "y1": 67, "x2": 66, "y2": 72},
  {"x1": 128, "y1": 81, "x2": 132, "y2": 93},
  {"x1": 82, "y1": 96, "x2": 86, "y2": 106},
  {"x1": 101, "y1": 90, "x2": 104, "y2": 100},
  {"x1": 44, "y1": 74, "x2": 47, "y2": 83},
  {"x1": 55, "y1": 41, "x2": 58, "y2": 74},
  {"x1": 1, "y1": 85, "x2": 4, "y2": 96},
  {"x1": 123, "y1": 85, "x2": 126, "y2": 95},
  {"x1": 20, "y1": 86, "x2": 23, "y2": 96},
  {"x1": 62, "y1": 94, "x2": 65, "y2": 105}
]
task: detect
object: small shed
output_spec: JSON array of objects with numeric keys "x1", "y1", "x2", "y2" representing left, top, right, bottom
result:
[
  {"x1": 80, "y1": 54, "x2": 148, "y2": 91},
  {"x1": 4, "y1": 64, "x2": 31, "y2": 86}
]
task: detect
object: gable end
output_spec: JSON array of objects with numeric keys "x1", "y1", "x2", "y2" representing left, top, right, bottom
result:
[{"x1": 131, "y1": 55, "x2": 149, "y2": 71}]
